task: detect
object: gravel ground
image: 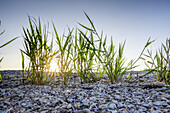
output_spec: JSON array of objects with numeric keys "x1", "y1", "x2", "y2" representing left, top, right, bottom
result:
[{"x1": 0, "y1": 70, "x2": 169, "y2": 113}]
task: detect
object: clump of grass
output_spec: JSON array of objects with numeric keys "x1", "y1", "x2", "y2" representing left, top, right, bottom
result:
[
  {"x1": 0, "y1": 20, "x2": 18, "y2": 82},
  {"x1": 20, "y1": 12, "x2": 154, "y2": 85},
  {"x1": 53, "y1": 25, "x2": 74, "y2": 85},
  {"x1": 142, "y1": 38, "x2": 170, "y2": 84},
  {"x1": 21, "y1": 17, "x2": 55, "y2": 85},
  {"x1": 78, "y1": 12, "x2": 154, "y2": 83},
  {"x1": 97, "y1": 36, "x2": 129, "y2": 83},
  {"x1": 75, "y1": 29, "x2": 97, "y2": 83}
]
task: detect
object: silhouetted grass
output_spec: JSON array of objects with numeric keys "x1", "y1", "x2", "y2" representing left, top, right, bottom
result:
[{"x1": 19, "y1": 12, "x2": 164, "y2": 85}]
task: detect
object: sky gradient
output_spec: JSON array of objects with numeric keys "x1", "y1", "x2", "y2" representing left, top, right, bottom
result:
[{"x1": 0, "y1": 0, "x2": 170, "y2": 70}]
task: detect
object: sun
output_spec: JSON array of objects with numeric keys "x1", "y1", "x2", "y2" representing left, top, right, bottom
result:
[{"x1": 50, "y1": 60, "x2": 59, "y2": 72}]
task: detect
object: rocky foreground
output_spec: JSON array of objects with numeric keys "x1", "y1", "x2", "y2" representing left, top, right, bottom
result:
[{"x1": 0, "y1": 71, "x2": 170, "y2": 113}]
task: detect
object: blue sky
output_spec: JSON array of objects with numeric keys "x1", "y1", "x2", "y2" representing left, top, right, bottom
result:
[{"x1": 0, "y1": 0, "x2": 169, "y2": 70}]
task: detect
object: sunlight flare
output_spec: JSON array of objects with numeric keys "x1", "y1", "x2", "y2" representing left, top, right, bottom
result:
[{"x1": 50, "y1": 60, "x2": 59, "y2": 72}]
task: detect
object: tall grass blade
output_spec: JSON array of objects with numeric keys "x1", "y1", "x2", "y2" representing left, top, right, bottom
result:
[{"x1": 0, "y1": 37, "x2": 18, "y2": 48}]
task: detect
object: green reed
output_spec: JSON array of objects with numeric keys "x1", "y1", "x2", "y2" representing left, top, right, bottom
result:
[
  {"x1": 142, "y1": 38, "x2": 170, "y2": 84},
  {"x1": 53, "y1": 25, "x2": 74, "y2": 85},
  {"x1": 21, "y1": 17, "x2": 54, "y2": 85},
  {"x1": 19, "y1": 12, "x2": 155, "y2": 85},
  {"x1": 76, "y1": 29, "x2": 96, "y2": 83},
  {"x1": 78, "y1": 12, "x2": 153, "y2": 83}
]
